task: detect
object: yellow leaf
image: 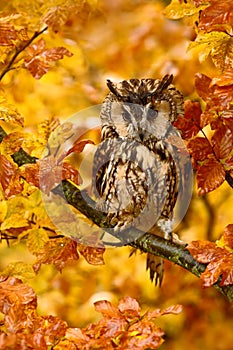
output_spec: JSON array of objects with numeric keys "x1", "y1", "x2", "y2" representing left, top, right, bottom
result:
[
  {"x1": 26, "y1": 228, "x2": 49, "y2": 255},
  {"x1": 164, "y1": 0, "x2": 206, "y2": 20},
  {"x1": 0, "y1": 132, "x2": 26, "y2": 155},
  {"x1": 0, "y1": 97, "x2": 24, "y2": 126},
  {"x1": 0, "y1": 200, "x2": 7, "y2": 223},
  {"x1": 1, "y1": 213, "x2": 28, "y2": 230},
  {"x1": 189, "y1": 31, "x2": 233, "y2": 71},
  {"x1": 1, "y1": 261, "x2": 35, "y2": 281}
]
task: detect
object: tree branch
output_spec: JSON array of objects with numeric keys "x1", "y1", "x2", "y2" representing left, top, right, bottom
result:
[
  {"x1": 0, "y1": 26, "x2": 48, "y2": 82},
  {"x1": 54, "y1": 180, "x2": 233, "y2": 302},
  {"x1": 1, "y1": 129, "x2": 233, "y2": 301}
]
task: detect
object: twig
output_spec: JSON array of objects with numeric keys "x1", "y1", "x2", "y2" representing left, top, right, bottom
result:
[{"x1": 0, "y1": 26, "x2": 48, "y2": 81}]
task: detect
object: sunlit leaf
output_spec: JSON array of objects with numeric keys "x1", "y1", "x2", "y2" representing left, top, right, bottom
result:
[
  {"x1": 0, "y1": 97, "x2": 24, "y2": 126},
  {"x1": 78, "y1": 243, "x2": 105, "y2": 265},
  {"x1": 189, "y1": 31, "x2": 233, "y2": 71},
  {"x1": 0, "y1": 155, "x2": 23, "y2": 199},
  {"x1": 198, "y1": 0, "x2": 233, "y2": 34},
  {"x1": 24, "y1": 38, "x2": 73, "y2": 79},
  {"x1": 1, "y1": 262, "x2": 35, "y2": 281},
  {"x1": 26, "y1": 228, "x2": 49, "y2": 255}
]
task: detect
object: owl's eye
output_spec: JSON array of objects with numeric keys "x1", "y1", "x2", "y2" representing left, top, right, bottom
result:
[
  {"x1": 123, "y1": 110, "x2": 131, "y2": 122},
  {"x1": 147, "y1": 109, "x2": 158, "y2": 120}
]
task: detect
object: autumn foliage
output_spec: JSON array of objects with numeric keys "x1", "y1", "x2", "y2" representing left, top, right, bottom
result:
[{"x1": 0, "y1": 0, "x2": 233, "y2": 349}]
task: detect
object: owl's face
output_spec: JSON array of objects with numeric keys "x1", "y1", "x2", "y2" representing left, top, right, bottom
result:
[{"x1": 100, "y1": 75, "x2": 183, "y2": 142}]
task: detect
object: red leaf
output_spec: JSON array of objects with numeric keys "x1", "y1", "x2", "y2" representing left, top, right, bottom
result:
[
  {"x1": 173, "y1": 100, "x2": 202, "y2": 139},
  {"x1": 188, "y1": 137, "x2": 213, "y2": 167},
  {"x1": 24, "y1": 39, "x2": 73, "y2": 79},
  {"x1": 196, "y1": 157, "x2": 225, "y2": 195}
]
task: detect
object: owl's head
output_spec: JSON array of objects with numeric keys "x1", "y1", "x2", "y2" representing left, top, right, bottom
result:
[{"x1": 100, "y1": 75, "x2": 183, "y2": 142}]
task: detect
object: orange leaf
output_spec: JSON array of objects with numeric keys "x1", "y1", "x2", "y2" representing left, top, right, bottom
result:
[
  {"x1": 33, "y1": 237, "x2": 79, "y2": 273},
  {"x1": 118, "y1": 296, "x2": 141, "y2": 318},
  {"x1": 187, "y1": 240, "x2": 233, "y2": 286},
  {"x1": 211, "y1": 125, "x2": 233, "y2": 160},
  {"x1": 0, "y1": 23, "x2": 17, "y2": 46},
  {"x1": 94, "y1": 300, "x2": 120, "y2": 318},
  {"x1": 24, "y1": 39, "x2": 73, "y2": 79},
  {"x1": 78, "y1": 243, "x2": 105, "y2": 265},
  {"x1": 188, "y1": 137, "x2": 213, "y2": 167},
  {"x1": 66, "y1": 139, "x2": 95, "y2": 157},
  {"x1": 223, "y1": 224, "x2": 233, "y2": 249},
  {"x1": 0, "y1": 155, "x2": 23, "y2": 198},
  {"x1": 196, "y1": 157, "x2": 225, "y2": 195},
  {"x1": 198, "y1": 0, "x2": 233, "y2": 34}
]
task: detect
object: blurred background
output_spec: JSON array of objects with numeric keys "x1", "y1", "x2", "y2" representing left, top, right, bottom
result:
[{"x1": 0, "y1": 1, "x2": 233, "y2": 349}]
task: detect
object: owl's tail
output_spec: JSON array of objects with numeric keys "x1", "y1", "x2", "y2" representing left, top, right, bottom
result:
[{"x1": 146, "y1": 253, "x2": 164, "y2": 286}]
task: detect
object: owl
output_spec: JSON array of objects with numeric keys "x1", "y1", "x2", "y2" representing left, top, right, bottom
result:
[{"x1": 93, "y1": 74, "x2": 184, "y2": 285}]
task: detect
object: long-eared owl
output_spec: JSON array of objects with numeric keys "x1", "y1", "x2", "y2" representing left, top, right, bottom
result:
[{"x1": 93, "y1": 75, "x2": 184, "y2": 285}]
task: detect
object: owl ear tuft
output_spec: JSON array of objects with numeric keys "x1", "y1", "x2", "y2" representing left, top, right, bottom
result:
[{"x1": 106, "y1": 79, "x2": 121, "y2": 99}]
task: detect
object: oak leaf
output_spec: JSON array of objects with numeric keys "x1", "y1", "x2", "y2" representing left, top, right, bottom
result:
[
  {"x1": 77, "y1": 243, "x2": 105, "y2": 265},
  {"x1": 187, "y1": 137, "x2": 213, "y2": 167}
]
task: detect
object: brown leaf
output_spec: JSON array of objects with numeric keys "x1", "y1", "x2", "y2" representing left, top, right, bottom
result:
[
  {"x1": 223, "y1": 224, "x2": 233, "y2": 249},
  {"x1": 196, "y1": 157, "x2": 225, "y2": 195},
  {"x1": 33, "y1": 237, "x2": 79, "y2": 273},
  {"x1": 173, "y1": 100, "x2": 202, "y2": 139},
  {"x1": 24, "y1": 39, "x2": 73, "y2": 79}
]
